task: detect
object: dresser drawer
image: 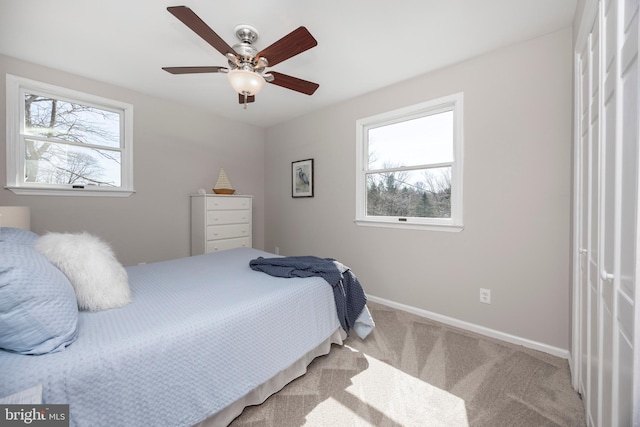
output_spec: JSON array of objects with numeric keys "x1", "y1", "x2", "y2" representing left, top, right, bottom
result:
[
  {"x1": 206, "y1": 237, "x2": 251, "y2": 252},
  {"x1": 192, "y1": 194, "x2": 253, "y2": 255},
  {"x1": 206, "y1": 210, "x2": 250, "y2": 225},
  {"x1": 206, "y1": 197, "x2": 251, "y2": 210},
  {"x1": 206, "y1": 224, "x2": 250, "y2": 240}
]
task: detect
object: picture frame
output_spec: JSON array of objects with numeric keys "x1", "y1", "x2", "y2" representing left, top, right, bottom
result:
[{"x1": 292, "y1": 159, "x2": 314, "y2": 198}]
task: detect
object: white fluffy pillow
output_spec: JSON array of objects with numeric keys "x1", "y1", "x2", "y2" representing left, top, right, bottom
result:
[{"x1": 35, "y1": 232, "x2": 131, "y2": 311}]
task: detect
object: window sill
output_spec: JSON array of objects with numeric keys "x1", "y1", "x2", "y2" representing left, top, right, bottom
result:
[
  {"x1": 354, "y1": 219, "x2": 464, "y2": 232},
  {"x1": 5, "y1": 186, "x2": 135, "y2": 197}
]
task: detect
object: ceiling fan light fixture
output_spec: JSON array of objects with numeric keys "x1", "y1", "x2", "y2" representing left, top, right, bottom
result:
[
  {"x1": 163, "y1": 7, "x2": 319, "y2": 105},
  {"x1": 227, "y1": 69, "x2": 265, "y2": 96}
]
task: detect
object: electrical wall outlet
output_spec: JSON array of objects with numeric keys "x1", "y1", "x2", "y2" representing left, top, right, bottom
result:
[
  {"x1": 274, "y1": 247, "x2": 279, "y2": 255},
  {"x1": 480, "y1": 288, "x2": 491, "y2": 304}
]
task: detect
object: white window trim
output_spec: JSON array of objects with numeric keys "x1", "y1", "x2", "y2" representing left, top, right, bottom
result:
[
  {"x1": 5, "y1": 74, "x2": 134, "y2": 197},
  {"x1": 355, "y1": 92, "x2": 464, "y2": 232}
]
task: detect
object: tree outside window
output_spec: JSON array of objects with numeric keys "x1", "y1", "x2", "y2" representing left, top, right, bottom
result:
[
  {"x1": 355, "y1": 93, "x2": 463, "y2": 231},
  {"x1": 5, "y1": 75, "x2": 133, "y2": 196},
  {"x1": 24, "y1": 94, "x2": 122, "y2": 187}
]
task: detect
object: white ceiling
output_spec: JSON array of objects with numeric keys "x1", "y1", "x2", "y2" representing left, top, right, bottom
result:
[{"x1": 0, "y1": 1, "x2": 576, "y2": 128}]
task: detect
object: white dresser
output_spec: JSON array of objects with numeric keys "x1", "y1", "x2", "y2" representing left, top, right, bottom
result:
[{"x1": 190, "y1": 195, "x2": 252, "y2": 255}]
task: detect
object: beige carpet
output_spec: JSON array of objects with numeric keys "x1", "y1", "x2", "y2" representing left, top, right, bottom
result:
[{"x1": 230, "y1": 302, "x2": 586, "y2": 426}]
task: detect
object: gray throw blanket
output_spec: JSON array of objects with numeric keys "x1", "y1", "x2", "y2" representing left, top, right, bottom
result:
[{"x1": 249, "y1": 256, "x2": 367, "y2": 336}]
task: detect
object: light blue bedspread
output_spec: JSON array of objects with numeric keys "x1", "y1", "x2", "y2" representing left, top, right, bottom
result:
[{"x1": 0, "y1": 248, "x2": 342, "y2": 426}]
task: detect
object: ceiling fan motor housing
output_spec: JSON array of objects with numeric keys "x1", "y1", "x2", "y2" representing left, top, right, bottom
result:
[
  {"x1": 229, "y1": 25, "x2": 267, "y2": 72},
  {"x1": 231, "y1": 43, "x2": 257, "y2": 62}
]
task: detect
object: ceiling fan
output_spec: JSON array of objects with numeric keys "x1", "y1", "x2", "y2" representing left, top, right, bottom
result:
[{"x1": 162, "y1": 6, "x2": 319, "y2": 108}]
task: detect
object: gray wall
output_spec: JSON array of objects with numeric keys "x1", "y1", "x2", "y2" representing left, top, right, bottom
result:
[
  {"x1": 1, "y1": 27, "x2": 574, "y2": 351},
  {"x1": 0, "y1": 54, "x2": 266, "y2": 266},
  {"x1": 264, "y1": 28, "x2": 574, "y2": 350},
  {"x1": 573, "y1": 0, "x2": 587, "y2": 42}
]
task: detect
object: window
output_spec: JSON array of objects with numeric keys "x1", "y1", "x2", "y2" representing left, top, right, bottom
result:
[
  {"x1": 356, "y1": 93, "x2": 463, "y2": 231},
  {"x1": 6, "y1": 74, "x2": 134, "y2": 196}
]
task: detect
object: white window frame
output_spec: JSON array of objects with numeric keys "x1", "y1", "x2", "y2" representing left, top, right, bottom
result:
[
  {"x1": 5, "y1": 74, "x2": 134, "y2": 197},
  {"x1": 355, "y1": 92, "x2": 464, "y2": 231}
]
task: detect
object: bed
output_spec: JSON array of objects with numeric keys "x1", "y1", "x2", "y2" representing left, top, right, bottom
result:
[{"x1": 0, "y1": 227, "x2": 374, "y2": 426}]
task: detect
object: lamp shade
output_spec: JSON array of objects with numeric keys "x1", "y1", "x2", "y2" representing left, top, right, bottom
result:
[
  {"x1": 227, "y1": 69, "x2": 265, "y2": 96},
  {"x1": 0, "y1": 206, "x2": 31, "y2": 230}
]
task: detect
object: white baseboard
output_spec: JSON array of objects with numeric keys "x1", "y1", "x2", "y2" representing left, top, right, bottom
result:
[{"x1": 367, "y1": 295, "x2": 570, "y2": 360}]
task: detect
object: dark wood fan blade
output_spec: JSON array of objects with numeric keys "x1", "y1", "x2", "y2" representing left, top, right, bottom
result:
[
  {"x1": 167, "y1": 6, "x2": 236, "y2": 57},
  {"x1": 256, "y1": 27, "x2": 317, "y2": 67},
  {"x1": 268, "y1": 71, "x2": 319, "y2": 95},
  {"x1": 238, "y1": 94, "x2": 256, "y2": 104},
  {"x1": 162, "y1": 66, "x2": 227, "y2": 74}
]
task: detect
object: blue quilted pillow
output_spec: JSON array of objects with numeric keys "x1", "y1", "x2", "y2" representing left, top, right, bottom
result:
[
  {"x1": 0, "y1": 227, "x2": 38, "y2": 245},
  {"x1": 0, "y1": 242, "x2": 79, "y2": 355}
]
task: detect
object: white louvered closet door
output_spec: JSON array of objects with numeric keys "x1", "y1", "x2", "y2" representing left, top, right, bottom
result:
[
  {"x1": 576, "y1": 12, "x2": 601, "y2": 425},
  {"x1": 616, "y1": 0, "x2": 639, "y2": 424},
  {"x1": 572, "y1": 0, "x2": 639, "y2": 426},
  {"x1": 577, "y1": 30, "x2": 591, "y2": 418}
]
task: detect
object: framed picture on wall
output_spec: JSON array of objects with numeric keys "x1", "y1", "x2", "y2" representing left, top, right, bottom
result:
[{"x1": 292, "y1": 159, "x2": 314, "y2": 198}]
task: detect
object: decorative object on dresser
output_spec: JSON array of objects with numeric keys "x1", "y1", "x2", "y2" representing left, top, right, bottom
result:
[
  {"x1": 292, "y1": 158, "x2": 314, "y2": 198},
  {"x1": 212, "y1": 168, "x2": 235, "y2": 194},
  {"x1": 191, "y1": 194, "x2": 252, "y2": 255}
]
